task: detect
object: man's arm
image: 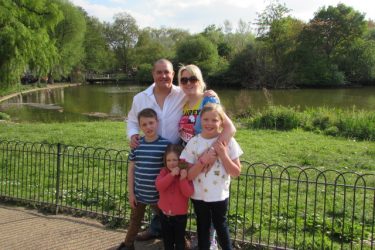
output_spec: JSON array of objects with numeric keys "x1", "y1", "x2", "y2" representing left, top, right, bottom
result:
[
  {"x1": 126, "y1": 97, "x2": 140, "y2": 148},
  {"x1": 126, "y1": 97, "x2": 140, "y2": 139}
]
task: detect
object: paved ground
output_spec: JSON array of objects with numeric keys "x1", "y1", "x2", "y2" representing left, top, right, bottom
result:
[{"x1": 0, "y1": 203, "x2": 163, "y2": 250}]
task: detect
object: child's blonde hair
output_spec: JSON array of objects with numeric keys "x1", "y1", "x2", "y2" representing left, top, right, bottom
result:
[{"x1": 200, "y1": 103, "x2": 226, "y2": 123}]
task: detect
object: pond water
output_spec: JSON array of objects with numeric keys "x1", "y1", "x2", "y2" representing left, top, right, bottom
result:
[{"x1": 1, "y1": 84, "x2": 375, "y2": 123}]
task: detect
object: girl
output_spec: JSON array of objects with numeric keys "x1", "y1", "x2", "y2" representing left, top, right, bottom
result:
[
  {"x1": 156, "y1": 144, "x2": 194, "y2": 250},
  {"x1": 178, "y1": 64, "x2": 236, "y2": 249},
  {"x1": 181, "y1": 104, "x2": 243, "y2": 250}
]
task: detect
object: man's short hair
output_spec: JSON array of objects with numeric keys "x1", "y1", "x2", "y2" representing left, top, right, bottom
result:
[
  {"x1": 153, "y1": 59, "x2": 173, "y2": 72},
  {"x1": 137, "y1": 108, "x2": 158, "y2": 123}
]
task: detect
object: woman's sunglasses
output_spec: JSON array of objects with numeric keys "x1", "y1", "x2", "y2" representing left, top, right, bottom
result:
[{"x1": 180, "y1": 76, "x2": 198, "y2": 85}]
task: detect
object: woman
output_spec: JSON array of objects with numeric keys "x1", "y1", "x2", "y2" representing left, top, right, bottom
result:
[{"x1": 178, "y1": 64, "x2": 235, "y2": 146}]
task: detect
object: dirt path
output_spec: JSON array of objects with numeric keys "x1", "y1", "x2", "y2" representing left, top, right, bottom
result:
[
  {"x1": 0, "y1": 203, "x2": 163, "y2": 250},
  {"x1": 0, "y1": 83, "x2": 81, "y2": 103}
]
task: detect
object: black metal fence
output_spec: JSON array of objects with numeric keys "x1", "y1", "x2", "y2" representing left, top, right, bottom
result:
[{"x1": 0, "y1": 140, "x2": 374, "y2": 249}]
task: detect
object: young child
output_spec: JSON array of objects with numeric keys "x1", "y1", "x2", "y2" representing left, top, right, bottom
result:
[
  {"x1": 155, "y1": 144, "x2": 194, "y2": 250},
  {"x1": 117, "y1": 108, "x2": 170, "y2": 250},
  {"x1": 181, "y1": 103, "x2": 243, "y2": 250}
]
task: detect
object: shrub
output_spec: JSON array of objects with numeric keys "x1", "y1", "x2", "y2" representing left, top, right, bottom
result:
[
  {"x1": 250, "y1": 106, "x2": 301, "y2": 130},
  {"x1": 241, "y1": 106, "x2": 375, "y2": 141},
  {"x1": 335, "y1": 110, "x2": 375, "y2": 140},
  {"x1": 0, "y1": 112, "x2": 10, "y2": 120}
]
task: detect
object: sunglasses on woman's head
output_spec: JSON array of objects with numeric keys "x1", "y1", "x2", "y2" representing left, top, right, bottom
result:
[{"x1": 180, "y1": 76, "x2": 198, "y2": 85}]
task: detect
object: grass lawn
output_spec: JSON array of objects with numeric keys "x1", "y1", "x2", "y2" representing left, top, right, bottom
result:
[
  {"x1": 1, "y1": 121, "x2": 374, "y2": 249},
  {"x1": 1, "y1": 121, "x2": 374, "y2": 171}
]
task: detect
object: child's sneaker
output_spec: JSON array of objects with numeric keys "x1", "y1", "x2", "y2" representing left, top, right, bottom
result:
[
  {"x1": 209, "y1": 239, "x2": 218, "y2": 250},
  {"x1": 190, "y1": 235, "x2": 198, "y2": 250}
]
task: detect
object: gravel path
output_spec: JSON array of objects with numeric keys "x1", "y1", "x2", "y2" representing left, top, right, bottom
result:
[{"x1": 0, "y1": 203, "x2": 163, "y2": 250}]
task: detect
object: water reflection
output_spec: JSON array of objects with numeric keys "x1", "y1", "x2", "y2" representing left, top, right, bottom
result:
[{"x1": 1, "y1": 85, "x2": 374, "y2": 123}]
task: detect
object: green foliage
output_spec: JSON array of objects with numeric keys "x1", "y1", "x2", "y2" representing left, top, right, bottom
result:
[
  {"x1": 50, "y1": 0, "x2": 86, "y2": 81},
  {"x1": 255, "y1": 0, "x2": 290, "y2": 37},
  {"x1": 175, "y1": 35, "x2": 219, "y2": 76},
  {"x1": 224, "y1": 44, "x2": 258, "y2": 88},
  {"x1": 250, "y1": 106, "x2": 301, "y2": 130},
  {"x1": 1, "y1": 2, "x2": 375, "y2": 88},
  {"x1": 0, "y1": 0, "x2": 63, "y2": 85},
  {"x1": 295, "y1": 4, "x2": 367, "y2": 86},
  {"x1": 0, "y1": 112, "x2": 10, "y2": 120},
  {"x1": 136, "y1": 63, "x2": 153, "y2": 83},
  {"x1": 106, "y1": 12, "x2": 139, "y2": 72},
  {"x1": 83, "y1": 16, "x2": 115, "y2": 73},
  {"x1": 132, "y1": 30, "x2": 174, "y2": 65},
  {"x1": 241, "y1": 106, "x2": 375, "y2": 141}
]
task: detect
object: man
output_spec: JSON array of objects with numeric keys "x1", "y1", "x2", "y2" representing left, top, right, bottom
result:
[
  {"x1": 126, "y1": 58, "x2": 185, "y2": 241},
  {"x1": 127, "y1": 58, "x2": 185, "y2": 146}
]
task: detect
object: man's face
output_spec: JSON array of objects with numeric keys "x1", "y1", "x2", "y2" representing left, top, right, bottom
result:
[{"x1": 152, "y1": 62, "x2": 174, "y2": 89}]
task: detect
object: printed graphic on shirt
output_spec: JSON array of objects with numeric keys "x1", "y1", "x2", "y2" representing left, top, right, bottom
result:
[{"x1": 179, "y1": 104, "x2": 200, "y2": 143}]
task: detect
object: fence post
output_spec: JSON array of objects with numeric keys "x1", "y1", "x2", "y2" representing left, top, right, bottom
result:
[{"x1": 55, "y1": 143, "x2": 61, "y2": 215}]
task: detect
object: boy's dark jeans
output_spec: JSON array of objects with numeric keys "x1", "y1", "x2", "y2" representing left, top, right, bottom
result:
[
  {"x1": 160, "y1": 213, "x2": 187, "y2": 250},
  {"x1": 192, "y1": 198, "x2": 232, "y2": 250}
]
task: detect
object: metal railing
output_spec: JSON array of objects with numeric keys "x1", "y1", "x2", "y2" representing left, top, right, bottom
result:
[{"x1": 0, "y1": 140, "x2": 374, "y2": 249}]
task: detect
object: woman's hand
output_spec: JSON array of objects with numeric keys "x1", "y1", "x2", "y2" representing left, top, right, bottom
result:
[
  {"x1": 199, "y1": 148, "x2": 216, "y2": 166},
  {"x1": 203, "y1": 89, "x2": 219, "y2": 100},
  {"x1": 213, "y1": 140, "x2": 227, "y2": 158},
  {"x1": 199, "y1": 147, "x2": 217, "y2": 174}
]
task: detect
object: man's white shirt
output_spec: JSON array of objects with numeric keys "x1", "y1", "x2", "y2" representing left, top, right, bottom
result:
[{"x1": 126, "y1": 83, "x2": 185, "y2": 144}]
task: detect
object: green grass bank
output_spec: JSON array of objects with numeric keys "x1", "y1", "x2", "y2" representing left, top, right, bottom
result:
[{"x1": 0, "y1": 121, "x2": 374, "y2": 171}]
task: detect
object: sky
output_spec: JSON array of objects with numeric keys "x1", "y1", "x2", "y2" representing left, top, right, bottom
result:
[{"x1": 71, "y1": 0, "x2": 375, "y2": 33}]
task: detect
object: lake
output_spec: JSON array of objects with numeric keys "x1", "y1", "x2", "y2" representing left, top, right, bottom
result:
[{"x1": 1, "y1": 84, "x2": 375, "y2": 123}]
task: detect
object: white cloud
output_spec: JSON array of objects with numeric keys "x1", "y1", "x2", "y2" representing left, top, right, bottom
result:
[{"x1": 71, "y1": 0, "x2": 375, "y2": 33}]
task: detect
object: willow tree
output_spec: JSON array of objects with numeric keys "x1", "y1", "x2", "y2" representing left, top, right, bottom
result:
[
  {"x1": 48, "y1": 0, "x2": 86, "y2": 82},
  {"x1": 0, "y1": 0, "x2": 62, "y2": 86}
]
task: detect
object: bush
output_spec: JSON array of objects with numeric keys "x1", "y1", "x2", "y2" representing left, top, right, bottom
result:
[
  {"x1": 250, "y1": 106, "x2": 301, "y2": 130},
  {"x1": 241, "y1": 106, "x2": 375, "y2": 141},
  {"x1": 0, "y1": 112, "x2": 10, "y2": 120},
  {"x1": 335, "y1": 110, "x2": 375, "y2": 140}
]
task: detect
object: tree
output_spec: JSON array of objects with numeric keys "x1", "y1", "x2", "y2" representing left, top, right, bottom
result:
[
  {"x1": 255, "y1": 0, "x2": 290, "y2": 38},
  {"x1": 49, "y1": 0, "x2": 86, "y2": 82},
  {"x1": 106, "y1": 12, "x2": 139, "y2": 73},
  {"x1": 175, "y1": 35, "x2": 220, "y2": 76},
  {"x1": 132, "y1": 28, "x2": 185, "y2": 66},
  {"x1": 254, "y1": 1, "x2": 302, "y2": 88},
  {"x1": 295, "y1": 4, "x2": 368, "y2": 85},
  {"x1": 225, "y1": 44, "x2": 258, "y2": 88},
  {"x1": 83, "y1": 16, "x2": 116, "y2": 74},
  {"x1": 225, "y1": 19, "x2": 255, "y2": 57},
  {"x1": 0, "y1": 0, "x2": 62, "y2": 86}
]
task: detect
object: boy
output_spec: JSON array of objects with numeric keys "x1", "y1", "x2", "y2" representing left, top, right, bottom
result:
[{"x1": 117, "y1": 108, "x2": 170, "y2": 250}]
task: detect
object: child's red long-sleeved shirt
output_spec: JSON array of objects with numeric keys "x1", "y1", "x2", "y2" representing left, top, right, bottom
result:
[{"x1": 155, "y1": 167, "x2": 194, "y2": 216}]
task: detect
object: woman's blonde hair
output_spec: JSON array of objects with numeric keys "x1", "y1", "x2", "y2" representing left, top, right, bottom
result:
[
  {"x1": 200, "y1": 103, "x2": 225, "y2": 123},
  {"x1": 177, "y1": 64, "x2": 206, "y2": 92}
]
